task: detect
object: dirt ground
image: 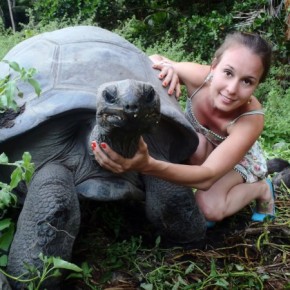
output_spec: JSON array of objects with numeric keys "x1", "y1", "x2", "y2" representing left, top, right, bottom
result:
[{"x1": 63, "y1": 191, "x2": 290, "y2": 289}]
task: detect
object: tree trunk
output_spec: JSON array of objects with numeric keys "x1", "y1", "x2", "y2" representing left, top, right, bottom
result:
[
  {"x1": 286, "y1": 0, "x2": 290, "y2": 40},
  {"x1": 6, "y1": 0, "x2": 15, "y2": 32}
]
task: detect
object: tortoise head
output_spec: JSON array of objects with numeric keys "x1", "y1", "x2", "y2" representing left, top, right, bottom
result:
[{"x1": 90, "y1": 79, "x2": 161, "y2": 158}]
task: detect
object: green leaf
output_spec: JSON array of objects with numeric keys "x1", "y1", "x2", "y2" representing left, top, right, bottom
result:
[
  {"x1": 140, "y1": 283, "x2": 153, "y2": 290},
  {"x1": 22, "y1": 151, "x2": 32, "y2": 164},
  {"x1": 52, "y1": 269, "x2": 62, "y2": 278},
  {"x1": 215, "y1": 278, "x2": 229, "y2": 287},
  {"x1": 210, "y1": 259, "x2": 217, "y2": 277},
  {"x1": 0, "y1": 153, "x2": 9, "y2": 164},
  {"x1": 28, "y1": 78, "x2": 41, "y2": 96},
  {"x1": 0, "y1": 94, "x2": 8, "y2": 107},
  {"x1": 52, "y1": 257, "x2": 83, "y2": 272},
  {"x1": 155, "y1": 235, "x2": 161, "y2": 247},
  {"x1": 235, "y1": 264, "x2": 244, "y2": 271},
  {"x1": 0, "y1": 221, "x2": 15, "y2": 264},
  {"x1": 66, "y1": 272, "x2": 83, "y2": 280},
  {"x1": 4, "y1": 60, "x2": 21, "y2": 73},
  {"x1": 0, "y1": 218, "x2": 12, "y2": 231},
  {"x1": 0, "y1": 187, "x2": 14, "y2": 209},
  {"x1": 10, "y1": 167, "x2": 23, "y2": 189},
  {"x1": 3, "y1": 80, "x2": 18, "y2": 111},
  {"x1": 0, "y1": 255, "x2": 8, "y2": 267},
  {"x1": 185, "y1": 263, "x2": 195, "y2": 274}
]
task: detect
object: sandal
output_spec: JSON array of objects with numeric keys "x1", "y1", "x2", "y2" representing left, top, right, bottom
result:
[
  {"x1": 206, "y1": 221, "x2": 216, "y2": 228},
  {"x1": 251, "y1": 178, "x2": 276, "y2": 222}
]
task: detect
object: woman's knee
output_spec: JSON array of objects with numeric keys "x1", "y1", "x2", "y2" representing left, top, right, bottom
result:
[{"x1": 195, "y1": 191, "x2": 224, "y2": 221}]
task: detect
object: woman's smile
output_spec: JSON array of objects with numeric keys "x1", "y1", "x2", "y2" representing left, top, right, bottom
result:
[{"x1": 219, "y1": 92, "x2": 235, "y2": 104}]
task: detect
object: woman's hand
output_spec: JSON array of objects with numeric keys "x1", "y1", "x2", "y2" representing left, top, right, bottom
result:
[
  {"x1": 149, "y1": 54, "x2": 181, "y2": 98},
  {"x1": 92, "y1": 137, "x2": 150, "y2": 174}
]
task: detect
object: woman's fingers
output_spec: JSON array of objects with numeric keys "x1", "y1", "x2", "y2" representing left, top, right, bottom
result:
[
  {"x1": 152, "y1": 63, "x2": 181, "y2": 97},
  {"x1": 163, "y1": 71, "x2": 181, "y2": 97},
  {"x1": 92, "y1": 142, "x2": 125, "y2": 173},
  {"x1": 91, "y1": 137, "x2": 150, "y2": 174}
]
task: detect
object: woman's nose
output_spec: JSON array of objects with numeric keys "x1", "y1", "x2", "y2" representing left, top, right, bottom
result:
[{"x1": 226, "y1": 79, "x2": 239, "y2": 94}]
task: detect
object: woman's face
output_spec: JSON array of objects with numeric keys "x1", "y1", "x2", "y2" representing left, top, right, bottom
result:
[{"x1": 209, "y1": 45, "x2": 264, "y2": 112}]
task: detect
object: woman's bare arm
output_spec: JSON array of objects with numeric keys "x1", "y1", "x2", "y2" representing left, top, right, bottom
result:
[{"x1": 92, "y1": 113, "x2": 264, "y2": 190}]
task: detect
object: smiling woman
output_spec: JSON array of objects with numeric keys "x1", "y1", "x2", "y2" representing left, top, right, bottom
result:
[{"x1": 92, "y1": 31, "x2": 276, "y2": 226}]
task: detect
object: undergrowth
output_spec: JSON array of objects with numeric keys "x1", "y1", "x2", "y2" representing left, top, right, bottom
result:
[
  {"x1": 63, "y1": 185, "x2": 290, "y2": 289},
  {"x1": 0, "y1": 1, "x2": 289, "y2": 288}
]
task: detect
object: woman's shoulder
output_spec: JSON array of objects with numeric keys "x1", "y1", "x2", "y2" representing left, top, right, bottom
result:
[{"x1": 182, "y1": 63, "x2": 211, "y2": 88}]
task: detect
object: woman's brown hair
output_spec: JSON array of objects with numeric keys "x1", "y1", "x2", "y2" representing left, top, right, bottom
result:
[{"x1": 214, "y1": 32, "x2": 272, "y2": 82}]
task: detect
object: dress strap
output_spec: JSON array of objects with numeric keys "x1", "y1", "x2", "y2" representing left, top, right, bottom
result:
[
  {"x1": 228, "y1": 110, "x2": 265, "y2": 126},
  {"x1": 188, "y1": 73, "x2": 212, "y2": 100}
]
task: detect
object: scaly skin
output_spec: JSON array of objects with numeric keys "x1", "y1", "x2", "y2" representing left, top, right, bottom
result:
[{"x1": 7, "y1": 163, "x2": 80, "y2": 289}]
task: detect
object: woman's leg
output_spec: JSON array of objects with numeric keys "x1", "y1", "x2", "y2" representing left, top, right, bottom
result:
[{"x1": 195, "y1": 170, "x2": 274, "y2": 221}]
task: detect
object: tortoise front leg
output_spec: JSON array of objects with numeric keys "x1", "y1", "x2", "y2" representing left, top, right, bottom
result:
[
  {"x1": 7, "y1": 163, "x2": 80, "y2": 289},
  {"x1": 143, "y1": 175, "x2": 206, "y2": 246}
]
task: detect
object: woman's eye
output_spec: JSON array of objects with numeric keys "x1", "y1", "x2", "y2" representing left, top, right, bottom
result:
[
  {"x1": 224, "y1": 70, "x2": 232, "y2": 77},
  {"x1": 243, "y1": 79, "x2": 253, "y2": 86}
]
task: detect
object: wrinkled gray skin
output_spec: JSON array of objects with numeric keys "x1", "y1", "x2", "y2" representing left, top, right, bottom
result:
[
  {"x1": 0, "y1": 26, "x2": 206, "y2": 289},
  {"x1": 0, "y1": 273, "x2": 11, "y2": 290},
  {"x1": 267, "y1": 158, "x2": 290, "y2": 188}
]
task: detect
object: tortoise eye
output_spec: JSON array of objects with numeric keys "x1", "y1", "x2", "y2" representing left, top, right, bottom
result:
[
  {"x1": 144, "y1": 86, "x2": 156, "y2": 103},
  {"x1": 103, "y1": 86, "x2": 117, "y2": 104}
]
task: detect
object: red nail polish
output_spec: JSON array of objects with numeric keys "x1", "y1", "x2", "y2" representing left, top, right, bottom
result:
[
  {"x1": 91, "y1": 141, "x2": 97, "y2": 150},
  {"x1": 100, "y1": 143, "x2": 107, "y2": 149}
]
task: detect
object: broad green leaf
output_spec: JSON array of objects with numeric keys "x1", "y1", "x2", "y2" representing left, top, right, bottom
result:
[
  {"x1": 28, "y1": 78, "x2": 41, "y2": 96},
  {"x1": 52, "y1": 257, "x2": 83, "y2": 272},
  {"x1": 4, "y1": 60, "x2": 21, "y2": 73},
  {"x1": 10, "y1": 167, "x2": 23, "y2": 189},
  {"x1": 0, "y1": 219, "x2": 12, "y2": 231}
]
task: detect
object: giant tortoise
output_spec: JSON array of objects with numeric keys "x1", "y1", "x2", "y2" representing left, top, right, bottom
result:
[{"x1": 0, "y1": 26, "x2": 206, "y2": 288}]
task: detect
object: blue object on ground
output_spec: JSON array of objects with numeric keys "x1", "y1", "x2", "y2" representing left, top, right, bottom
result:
[
  {"x1": 206, "y1": 221, "x2": 216, "y2": 228},
  {"x1": 251, "y1": 178, "x2": 276, "y2": 222}
]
